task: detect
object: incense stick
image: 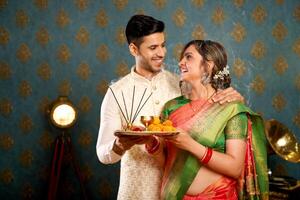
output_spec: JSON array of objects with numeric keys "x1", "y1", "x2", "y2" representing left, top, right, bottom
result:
[
  {"x1": 121, "y1": 91, "x2": 129, "y2": 121},
  {"x1": 132, "y1": 88, "x2": 147, "y2": 123},
  {"x1": 110, "y1": 86, "x2": 153, "y2": 128},
  {"x1": 109, "y1": 87, "x2": 129, "y2": 125},
  {"x1": 129, "y1": 86, "x2": 135, "y2": 124},
  {"x1": 132, "y1": 92, "x2": 153, "y2": 123}
]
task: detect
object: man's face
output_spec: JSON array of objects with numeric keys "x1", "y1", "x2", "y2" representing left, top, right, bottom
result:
[{"x1": 135, "y1": 32, "x2": 166, "y2": 74}]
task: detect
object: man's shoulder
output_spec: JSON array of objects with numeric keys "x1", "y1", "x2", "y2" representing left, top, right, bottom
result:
[
  {"x1": 162, "y1": 70, "x2": 180, "y2": 81},
  {"x1": 109, "y1": 73, "x2": 132, "y2": 90}
]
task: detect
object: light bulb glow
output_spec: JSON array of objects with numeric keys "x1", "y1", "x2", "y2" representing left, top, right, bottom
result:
[
  {"x1": 52, "y1": 104, "x2": 76, "y2": 126},
  {"x1": 276, "y1": 137, "x2": 287, "y2": 147}
]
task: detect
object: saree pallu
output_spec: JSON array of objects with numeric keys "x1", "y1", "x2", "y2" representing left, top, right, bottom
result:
[{"x1": 160, "y1": 97, "x2": 268, "y2": 200}]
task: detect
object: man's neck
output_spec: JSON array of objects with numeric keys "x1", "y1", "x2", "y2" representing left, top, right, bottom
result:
[{"x1": 134, "y1": 66, "x2": 160, "y2": 80}]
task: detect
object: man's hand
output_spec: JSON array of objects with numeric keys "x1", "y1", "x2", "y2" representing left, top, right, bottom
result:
[
  {"x1": 211, "y1": 87, "x2": 244, "y2": 104},
  {"x1": 113, "y1": 135, "x2": 153, "y2": 155}
]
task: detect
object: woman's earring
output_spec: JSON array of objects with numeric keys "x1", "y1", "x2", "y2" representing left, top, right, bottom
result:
[{"x1": 201, "y1": 72, "x2": 210, "y2": 85}]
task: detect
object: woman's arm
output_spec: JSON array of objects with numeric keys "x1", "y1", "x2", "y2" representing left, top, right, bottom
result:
[
  {"x1": 166, "y1": 113, "x2": 247, "y2": 179},
  {"x1": 189, "y1": 139, "x2": 246, "y2": 179}
]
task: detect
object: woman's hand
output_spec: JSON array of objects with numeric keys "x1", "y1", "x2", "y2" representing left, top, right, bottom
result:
[{"x1": 164, "y1": 129, "x2": 195, "y2": 151}]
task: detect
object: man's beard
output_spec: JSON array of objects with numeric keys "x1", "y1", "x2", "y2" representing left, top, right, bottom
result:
[{"x1": 145, "y1": 61, "x2": 164, "y2": 73}]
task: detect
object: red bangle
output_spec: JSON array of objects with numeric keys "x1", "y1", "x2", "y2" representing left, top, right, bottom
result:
[
  {"x1": 200, "y1": 147, "x2": 213, "y2": 164},
  {"x1": 145, "y1": 138, "x2": 160, "y2": 154},
  {"x1": 201, "y1": 148, "x2": 208, "y2": 161}
]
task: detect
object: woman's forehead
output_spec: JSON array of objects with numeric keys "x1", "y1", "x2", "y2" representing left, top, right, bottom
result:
[{"x1": 184, "y1": 45, "x2": 198, "y2": 54}]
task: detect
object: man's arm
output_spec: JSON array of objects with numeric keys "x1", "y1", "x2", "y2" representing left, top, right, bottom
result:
[
  {"x1": 96, "y1": 88, "x2": 159, "y2": 164},
  {"x1": 96, "y1": 90, "x2": 123, "y2": 164}
]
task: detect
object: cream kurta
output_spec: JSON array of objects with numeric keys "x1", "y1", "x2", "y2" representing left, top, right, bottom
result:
[{"x1": 96, "y1": 67, "x2": 180, "y2": 200}]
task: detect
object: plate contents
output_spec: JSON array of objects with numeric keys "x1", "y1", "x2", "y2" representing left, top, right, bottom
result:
[
  {"x1": 148, "y1": 117, "x2": 176, "y2": 132},
  {"x1": 114, "y1": 116, "x2": 178, "y2": 136}
]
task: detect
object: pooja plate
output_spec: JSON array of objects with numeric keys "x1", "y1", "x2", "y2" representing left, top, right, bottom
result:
[{"x1": 114, "y1": 130, "x2": 179, "y2": 137}]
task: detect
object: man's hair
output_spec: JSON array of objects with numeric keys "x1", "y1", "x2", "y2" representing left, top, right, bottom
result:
[{"x1": 125, "y1": 15, "x2": 165, "y2": 46}]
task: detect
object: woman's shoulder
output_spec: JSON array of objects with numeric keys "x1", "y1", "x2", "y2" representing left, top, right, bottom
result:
[
  {"x1": 165, "y1": 95, "x2": 187, "y2": 106},
  {"x1": 162, "y1": 96, "x2": 188, "y2": 112},
  {"x1": 221, "y1": 101, "x2": 260, "y2": 117},
  {"x1": 224, "y1": 101, "x2": 246, "y2": 108},
  {"x1": 161, "y1": 96, "x2": 188, "y2": 119},
  {"x1": 221, "y1": 101, "x2": 248, "y2": 111}
]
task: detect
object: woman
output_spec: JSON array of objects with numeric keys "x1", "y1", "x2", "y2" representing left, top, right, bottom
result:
[{"x1": 151, "y1": 40, "x2": 268, "y2": 199}]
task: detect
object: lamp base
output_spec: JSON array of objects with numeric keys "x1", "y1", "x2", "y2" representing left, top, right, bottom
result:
[{"x1": 47, "y1": 134, "x2": 87, "y2": 200}]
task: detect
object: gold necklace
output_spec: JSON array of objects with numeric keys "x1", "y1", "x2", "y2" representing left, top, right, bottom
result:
[{"x1": 189, "y1": 91, "x2": 215, "y2": 113}]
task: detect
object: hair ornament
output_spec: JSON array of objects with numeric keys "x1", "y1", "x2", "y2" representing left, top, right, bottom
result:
[{"x1": 213, "y1": 65, "x2": 230, "y2": 80}]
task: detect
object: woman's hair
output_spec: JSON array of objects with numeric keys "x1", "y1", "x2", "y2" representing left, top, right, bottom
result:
[
  {"x1": 125, "y1": 15, "x2": 165, "y2": 47},
  {"x1": 180, "y1": 40, "x2": 231, "y2": 90}
]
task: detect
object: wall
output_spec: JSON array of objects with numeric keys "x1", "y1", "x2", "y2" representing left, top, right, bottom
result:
[{"x1": 0, "y1": 0, "x2": 299, "y2": 199}]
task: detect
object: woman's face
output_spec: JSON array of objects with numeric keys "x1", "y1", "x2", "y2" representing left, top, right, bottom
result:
[{"x1": 179, "y1": 45, "x2": 208, "y2": 83}]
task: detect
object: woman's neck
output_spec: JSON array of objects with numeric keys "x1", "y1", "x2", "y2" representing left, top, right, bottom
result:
[{"x1": 188, "y1": 82, "x2": 215, "y2": 101}]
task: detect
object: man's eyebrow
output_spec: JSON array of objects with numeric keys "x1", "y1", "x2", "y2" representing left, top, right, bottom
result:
[
  {"x1": 148, "y1": 44, "x2": 158, "y2": 48},
  {"x1": 147, "y1": 41, "x2": 166, "y2": 48}
]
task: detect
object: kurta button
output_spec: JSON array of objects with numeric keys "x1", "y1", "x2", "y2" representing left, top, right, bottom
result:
[
  {"x1": 152, "y1": 85, "x2": 157, "y2": 90},
  {"x1": 155, "y1": 100, "x2": 160, "y2": 104}
]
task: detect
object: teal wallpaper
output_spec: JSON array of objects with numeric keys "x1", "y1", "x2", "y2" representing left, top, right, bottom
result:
[{"x1": 0, "y1": 0, "x2": 300, "y2": 199}]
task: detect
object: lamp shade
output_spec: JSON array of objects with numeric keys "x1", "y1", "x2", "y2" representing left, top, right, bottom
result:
[{"x1": 49, "y1": 96, "x2": 77, "y2": 129}]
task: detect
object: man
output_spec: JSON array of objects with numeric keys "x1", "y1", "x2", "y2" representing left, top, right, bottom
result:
[{"x1": 96, "y1": 15, "x2": 243, "y2": 200}]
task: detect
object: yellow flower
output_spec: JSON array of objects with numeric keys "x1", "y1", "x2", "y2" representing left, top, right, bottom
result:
[
  {"x1": 162, "y1": 120, "x2": 173, "y2": 126},
  {"x1": 152, "y1": 116, "x2": 161, "y2": 125},
  {"x1": 162, "y1": 126, "x2": 174, "y2": 132},
  {"x1": 148, "y1": 124, "x2": 162, "y2": 131}
]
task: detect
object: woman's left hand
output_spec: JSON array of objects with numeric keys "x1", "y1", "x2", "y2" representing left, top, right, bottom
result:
[{"x1": 163, "y1": 129, "x2": 194, "y2": 151}]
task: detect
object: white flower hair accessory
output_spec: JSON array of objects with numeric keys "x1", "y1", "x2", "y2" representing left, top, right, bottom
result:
[{"x1": 213, "y1": 65, "x2": 230, "y2": 80}]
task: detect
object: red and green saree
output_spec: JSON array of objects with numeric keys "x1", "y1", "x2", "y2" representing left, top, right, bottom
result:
[{"x1": 160, "y1": 96, "x2": 269, "y2": 200}]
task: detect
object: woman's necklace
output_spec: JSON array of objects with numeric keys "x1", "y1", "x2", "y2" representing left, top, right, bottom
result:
[{"x1": 189, "y1": 91, "x2": 216, "y2": 113}]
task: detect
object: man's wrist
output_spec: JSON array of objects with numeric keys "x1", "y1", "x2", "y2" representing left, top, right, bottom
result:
[{"x1": 112, "y1": 139, "x2": 125, "y2": 156}]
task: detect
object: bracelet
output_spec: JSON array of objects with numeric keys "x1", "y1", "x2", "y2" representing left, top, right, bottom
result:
[
  {"x1": 145, "y1": 137, "x2": 160, "y2": 154},
  {"x1": 201, "y1": 147, "x2": 208, "y2": 161},
  {"x1": 200, "y1": 147, "x2": 213, "y2": 164}
]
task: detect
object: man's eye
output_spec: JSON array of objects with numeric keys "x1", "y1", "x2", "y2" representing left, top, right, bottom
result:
[{"x1": 150, "y1": 46, "x2": 156, "y2": 50}]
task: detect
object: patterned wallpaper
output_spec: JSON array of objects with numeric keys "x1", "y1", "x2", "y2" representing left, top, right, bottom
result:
[{"x1": 0, "y1": 0, "x2": 300, "y2": 199}]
